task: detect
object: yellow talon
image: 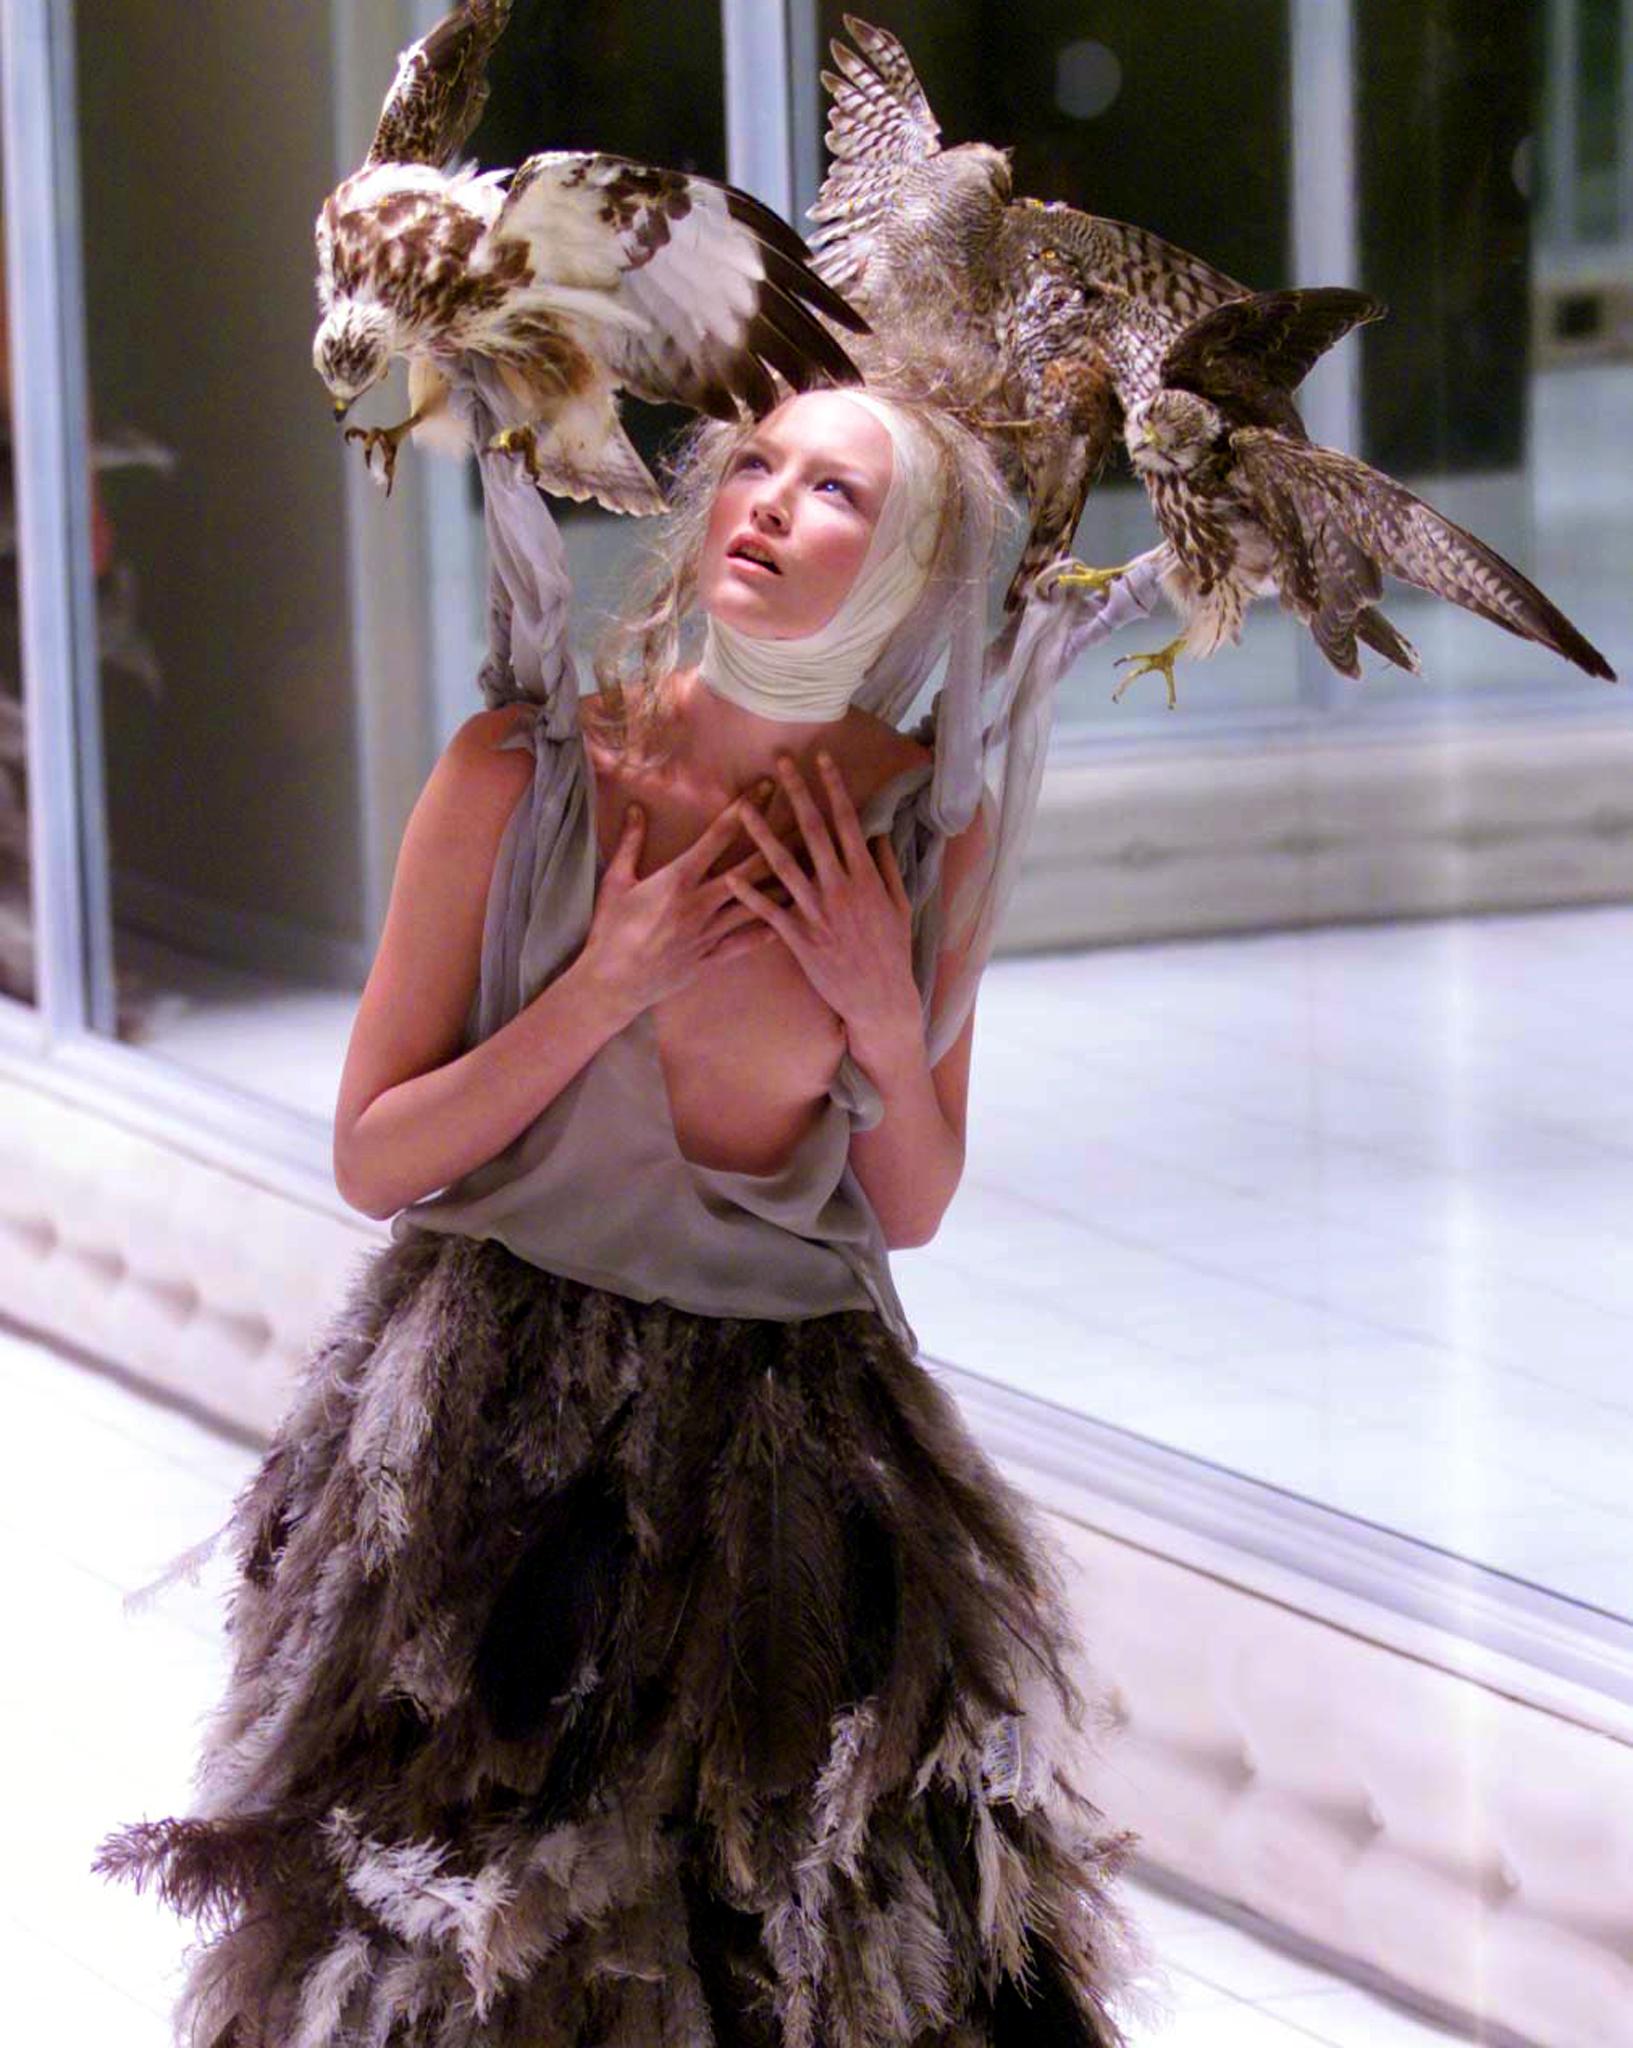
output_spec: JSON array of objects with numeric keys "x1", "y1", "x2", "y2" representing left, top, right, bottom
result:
[
  {"x1": 1111, "y1": 633, "x2": 1188, "y2": 711},
  {"x1": 489, "y1": 424, "x2": 543, "y2": 483},
  {"x1": 342, "y1": 404, "x2": 427, "y2": 497},
  {"x1": 1050, "y1": 557, "x2": 1139, "y2": 598}
]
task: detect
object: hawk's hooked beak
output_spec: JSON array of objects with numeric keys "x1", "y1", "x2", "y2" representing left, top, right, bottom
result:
[{"x1": 332, "y1": 397, "x2": 353, "y2": 424}]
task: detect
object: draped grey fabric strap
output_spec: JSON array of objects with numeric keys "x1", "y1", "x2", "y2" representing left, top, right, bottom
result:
[{"x1": 448, "y1": 358, "x2": 581, "y2": 739}]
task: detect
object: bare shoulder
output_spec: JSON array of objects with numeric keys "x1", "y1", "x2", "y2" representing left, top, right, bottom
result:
[
  {"x1": 446, "y1": 704, "x2": 536, "y2": 782},
  {"x1": 422, "y1": 703, "x2": 534, "y2": 820}
]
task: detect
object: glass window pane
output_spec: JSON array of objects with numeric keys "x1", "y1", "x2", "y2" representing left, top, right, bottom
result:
[
  {"x1": 70, "y1": 4, "x2": 726, "y2": 1112},
  {"x1": 0, "y1": 161, "x2": 32, "y2": 1007},
  {"x1": 73, "y1": 5, "x2": 361, "y2": 1107},
  {"x1": 809, "y1": 3, "x2": 1631, "y2": 1627}
]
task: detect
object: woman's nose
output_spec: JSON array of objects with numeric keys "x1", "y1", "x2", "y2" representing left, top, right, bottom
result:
[{"x1": 751, "y1": 483, "x2": 790, "y2": 531}]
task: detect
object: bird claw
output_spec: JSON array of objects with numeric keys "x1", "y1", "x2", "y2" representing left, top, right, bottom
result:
[
  {"x1": 488, "y1": 424, "x2": 543, "y2": 483},
  {"x1": 1111, "y1": 635, "x2": 1187, "y2": 711},
  {"x1": 1048, "y1": 557, "x2": 1135, "y2": 599},
  {"x1": 343, "y1": 423, "x2": 405, "y2": 497}
]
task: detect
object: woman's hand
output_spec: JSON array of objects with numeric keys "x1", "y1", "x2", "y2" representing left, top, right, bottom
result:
[
  {"x1": 579, "y1": 786, "x2": 780, "y2": 1018},
  {"x1": 727, "y1": 749, "x2": 922, "y2": 1058}
]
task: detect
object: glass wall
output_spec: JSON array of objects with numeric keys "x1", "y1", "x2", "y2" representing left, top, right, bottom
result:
[
  {"x1": 5, "y1": 2, "x2": 1630, "y2": 1660},
  {"x1": 62, "y1": 0, "x2": 724, "y2": 1119},
  {"x1": 0, "y1": 159, "x2": 29, "y2": 1005}
]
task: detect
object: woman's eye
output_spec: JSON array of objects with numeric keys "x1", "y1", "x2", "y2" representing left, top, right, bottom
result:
[
  {"x1": 734, "y1": 451, "x2": 768, "y2": 474},
  {"x1": 816, "y1": 477, "x2": 854, "y2": 501}
]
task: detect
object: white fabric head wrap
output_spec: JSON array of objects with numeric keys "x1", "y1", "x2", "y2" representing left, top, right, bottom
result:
[{"x1": 696, "y1": 392, "x2": 944, "y2": 723}]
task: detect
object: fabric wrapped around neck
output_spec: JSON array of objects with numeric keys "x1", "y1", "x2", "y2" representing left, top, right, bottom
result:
[
  {"x1": 447, "y1": 356, "x2": 1168, "y2": 1067},
  {"x1": 695, "y1": 391, "x2": 944, "y2": 723}
]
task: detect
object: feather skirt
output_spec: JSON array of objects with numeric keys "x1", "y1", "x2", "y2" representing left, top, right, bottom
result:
[{"x1": 96, "y1": 1228, "x2": 1152, "y2": 2048}]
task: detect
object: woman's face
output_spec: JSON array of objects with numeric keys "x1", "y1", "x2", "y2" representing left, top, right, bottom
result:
[{"x1": 697, "y1": 391, "x2": 896, "y2": 641}]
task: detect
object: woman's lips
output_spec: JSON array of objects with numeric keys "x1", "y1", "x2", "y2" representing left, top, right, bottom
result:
[{"x1": 726, "y1": 536, "x2": 781, "y2": 574}]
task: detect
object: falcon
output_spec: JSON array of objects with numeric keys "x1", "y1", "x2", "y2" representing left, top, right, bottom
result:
[
  {"x1": 807, "y1": 13, "x2": 1248, "y2": 607},
  {"x1": 313, "y1": 0, "x2": 869, "y2": 509},
  {"x1": 1114, "y1": 288, "x2": 1616, "y2": 702}
]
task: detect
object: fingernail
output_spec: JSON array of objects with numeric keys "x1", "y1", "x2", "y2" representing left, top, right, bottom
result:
[
  {"x1": 755, "y1": 777, "x2": 775, "y2": 800},
  {"x1": 626, "y1": 803, "x2": 641, "y2": 823},
  {"x1": 816, "y1": 748, "x2": 833, "y2": 768}
]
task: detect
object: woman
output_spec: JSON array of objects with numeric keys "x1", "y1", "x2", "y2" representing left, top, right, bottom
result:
[{"x1": 97, "y1": 371, "x2": 1164, "y2": 2048}]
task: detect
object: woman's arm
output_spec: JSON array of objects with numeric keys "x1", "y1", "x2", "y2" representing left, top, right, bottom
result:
[
  {"x1": 844, "y1": 811, "x2": 986, "y2": 1249},
  {"x1": 333, "y1": 710, "x2": 777, "y2": 1221},
  {"x1": 726, "y1": 752, "x2": 988, "y2": 1249}
]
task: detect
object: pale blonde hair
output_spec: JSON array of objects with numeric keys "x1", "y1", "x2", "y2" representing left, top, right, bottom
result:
[{"x1": 588, "y1": 384, "x2": 1013, "y2": 769}]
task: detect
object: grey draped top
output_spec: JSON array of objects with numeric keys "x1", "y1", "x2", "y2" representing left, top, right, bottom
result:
[{"x1": 390, "y1": 360, "x2": 1166, "y2": 1353}]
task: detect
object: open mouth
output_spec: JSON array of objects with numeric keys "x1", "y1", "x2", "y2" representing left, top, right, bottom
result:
[{"x1": 727, "y1": 538, "x2": 781, "y2": 575}]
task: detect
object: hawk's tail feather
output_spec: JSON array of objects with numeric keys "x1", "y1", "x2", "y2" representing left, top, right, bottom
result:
[
  {"x1": 517, "y1": 414, "x2": 666, "y2": 518},
  {"x1": 1354, "y1": 606, "x2": 1420, "y2": 675}
]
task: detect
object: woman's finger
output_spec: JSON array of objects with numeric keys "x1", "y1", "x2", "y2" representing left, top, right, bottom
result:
[
  {"x1": 699, "y1": 892, "x2": 768, "y2": 944},
  {"x1": 724, "y1": 870, "x2": 800, "y2": 947},
  {"x1": 677, "y1": 784, "x2": 773, "y2": 881},
  {"x1": 606, "y1": 804, "x2": 644, "y2": 883},
  {"x1": 702, "y1": 922, "x2": 782, "y2": 965},
  {"x1": 874, "y1": 832, "x2": 912, "y2": 915},
  {"x1": 701, "y1": 844, "x2": 776, "y2": 911},
  {"x1": 735, "y1": 803, "x2": 821, "y2": 921},
  {"x1": 774, "y1": 755, "x2": 844, "y2": 889},
  {"x1": 815, "y1": 750, "x2": 873, "y2": 876}
]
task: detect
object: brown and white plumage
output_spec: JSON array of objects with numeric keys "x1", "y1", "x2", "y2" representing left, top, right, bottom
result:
[
  {"x1": 808, "y1": 14, "x2": 1248, "y2": 605},
  {"x1": 1126, "y1": 289, "x2": 1616, "y2": 684},
  {"x1": 314, "y1": 1, "x2": 868, "y2": 511}
]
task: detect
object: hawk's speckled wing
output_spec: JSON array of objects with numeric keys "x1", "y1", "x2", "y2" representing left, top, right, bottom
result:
[
  {"x1": 1232, "y1": 428, "x2": 1616, "y2": 679},
  {"x1": 1161, "y1": 288, "x2": 1385, "y2": 435},
  {"x1": 365, "y1": 0, "x2": 512, "y2": 171},
  {"x1": 806, "y1": 14, "x2": 951, "y2": 299},
  {"x1": 494, "y1": 153, "x2": 868, "y2": 422}
]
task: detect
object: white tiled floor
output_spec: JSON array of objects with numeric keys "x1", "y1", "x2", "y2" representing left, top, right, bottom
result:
[
  {"x1": 896, "y1": 901, "x2": 1633, "y2": 1625},
  {"x1": 0, "y1": 1319, "x2": 1479, "y2": 2047}
]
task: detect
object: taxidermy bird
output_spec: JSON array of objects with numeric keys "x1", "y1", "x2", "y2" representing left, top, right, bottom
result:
[
  {"x1": 807, "y1": 13, "x2": 1249, "y2": 607},
  {"x1": 1112, "y1": 287, "x2": 1616, "y2": 703},
  {"x1": 314, "y1": 0, "x2": 869, "y2": 510}
]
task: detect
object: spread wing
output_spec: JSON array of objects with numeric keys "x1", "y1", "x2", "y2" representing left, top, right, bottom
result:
[
  {"x1": 492, "y1": 153, "x2": 867, "y2": 421},
  {"x1": 1018, "y1": 206, "x2": 1249, "y2": 332},
  {"x1": 365, "y1": 0, "x2": 512, "y2": 170},
  {"x1": 1233, "y1": 429, "x2": 1616, "y2": 679},
  {"x1": 1162, "y1": 288, "x2": 1384, "y2": 434},
  {"x1": 806, "y1": 14, "x2": 946, "y2": 295}
]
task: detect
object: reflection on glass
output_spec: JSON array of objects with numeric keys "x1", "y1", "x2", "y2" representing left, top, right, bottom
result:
[
  {"x1": 0, "y1": 167, "x2": 32, "y2": 1006},
  {"x1": 71, "y1": 2, "x2": 729, "y2": 1116},
  {"x1": 826, "y1": 4, "x2": 1630, "y2": 1623},
  {"x1": 72, "y1": 6, "x2": 361, "y2": 1109}
]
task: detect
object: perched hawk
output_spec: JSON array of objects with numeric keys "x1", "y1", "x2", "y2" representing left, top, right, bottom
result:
[
  {"x1": 1118, "y1": 288, "x2": 1615, "y2": 700},
  {"x1": 808, "y1": 13, "x2": 1248, "y2": 606},
  {"x1": 314, "y1": 0, "x2": 868, "y2": 510}
]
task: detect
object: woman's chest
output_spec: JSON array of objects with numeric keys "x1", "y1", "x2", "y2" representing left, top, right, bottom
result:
[{"x1": 587, "y1": 741, "x2": 852, "y2": 1167}]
